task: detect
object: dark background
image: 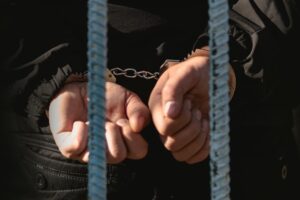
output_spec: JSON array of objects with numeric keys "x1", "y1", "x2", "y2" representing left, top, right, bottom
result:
[{"x1": 0, "y1": 0, "x2": 299, "y2": 199}]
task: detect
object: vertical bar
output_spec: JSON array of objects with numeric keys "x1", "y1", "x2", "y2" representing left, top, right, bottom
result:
[
  {"x1": 208, "y1": 0, "x2": 231, "y2": 200},
  {"x1": 87, "y1": 0, "x2": 107, "y2": 199}
]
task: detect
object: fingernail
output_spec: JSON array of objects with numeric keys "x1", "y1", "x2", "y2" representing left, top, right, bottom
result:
[
  {"x1": 202, "y1": 119, "x2": 209, "y2": 133},
  {"x1": 164, "y1": 101, "x2": 177, "y2": 117},
  {"x1": 116, "y1": 119, "x2": 129, "y2": 126},
  {"x1": 195, "y1": 110, "x2": 202, "y2": 121},
  {"x1": 186, "y1": 99, "x2": 192, "y2": 110},
  {"x1": 131, "y1": 113, "x2": 145, "y2": 132}
]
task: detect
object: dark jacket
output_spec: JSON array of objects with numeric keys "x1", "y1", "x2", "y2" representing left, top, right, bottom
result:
[{"x1": 1, "y1": 0, "x2": 299, "y2": 199}]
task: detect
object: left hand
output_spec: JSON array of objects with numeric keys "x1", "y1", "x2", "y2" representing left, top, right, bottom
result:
[{"x1": 148, "y1": 56, "x2": 210, "y2": 164}]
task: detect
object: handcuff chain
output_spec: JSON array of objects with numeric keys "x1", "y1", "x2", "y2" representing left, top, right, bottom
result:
[{"x1": 110, "y1": 67, "x2": 159, "y2": 80}]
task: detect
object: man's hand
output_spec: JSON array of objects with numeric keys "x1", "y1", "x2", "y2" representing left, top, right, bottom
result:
[
  {"x1": 105, "y1": 82, "x2": 149, "y2": 163},
  {"x1": 48, "y1": 81, "x2": 149, "y2": 164},
  {"x1": 149, "y1": 56, "x2": 210, "y2": 164},
  {"x1": 48, "y1": 82, "x2": 89, "y2": 163}
]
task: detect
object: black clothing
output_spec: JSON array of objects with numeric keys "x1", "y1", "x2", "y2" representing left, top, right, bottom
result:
[
  {"x1": 293, "y1": 105, "x2": 300, "y2": 157},
  {"x1": 1, "y1": 0, "x2": 300, "y2": 199}
]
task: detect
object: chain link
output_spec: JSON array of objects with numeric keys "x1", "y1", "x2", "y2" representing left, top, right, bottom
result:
[{"x1": 110, "y1": 67, "x2": 159, "y2": 80}]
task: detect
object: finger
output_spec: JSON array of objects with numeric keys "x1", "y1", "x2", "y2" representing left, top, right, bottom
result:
[
  {"x1": 105, "y1": 122, "x2": 127, "y2": 164},
  {"x1": 150, "y1": 99, "x2": 192, "y2": 136},
  {"x1": 53, "y1": 121, "x2": 88, "y2": 160},
  {"x1": 75, "y1": 146, "x2": 89, "y2": 163},
  {"x1": 186, "y1": 122, "x2": 210, "y2": 164},
  {"x1": 116, "y1": 119, "x2": 148, "y2": 160},
  {"x1": 49, "y1": 83, "x2": 87, "y2": 135},
  {"x1": 162, "y1": 57, "x2": 209, "y2": 118},
  {"x1": 105, "y1": 82, "x2": 127, "y2": 122},
  {"x1": 80, "y1": 150, "x2": 89, "y2": 163},
  {"x1": 163, "y1": 109, "x2": 202, "y2": 152},
  {"x1": 172, "y1": 118, "x2": 208, "y2": 162},
  {"x1": 126, "y1": 92, "x2": 150, "y2": 133},
  {"x1": 148, "y1": 69, "x2": 168, "y2": 113}
]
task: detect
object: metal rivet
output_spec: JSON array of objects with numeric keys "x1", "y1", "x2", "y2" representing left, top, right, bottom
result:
[
  {"x1": 36, "y1": 173, "x2": 47, "y2": 189},
  {"x1": 281, "y1": 165, "x2": 288, "y2": 180}
]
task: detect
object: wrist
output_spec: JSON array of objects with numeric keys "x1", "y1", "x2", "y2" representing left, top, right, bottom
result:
[
  {"x1": 228, "y1": 65, "x2": 236, "y2": 99},
  {"x1": 188, "y1": 46, "x2": 236, "y2": 99},
  {"x1": 162, "y1": 46, "x2": 236, "y2": 100},
  {"x1": 186, "y1": 46, "x2": 209, "y2": 59},
  {"x1": 64, "y1": 68, "x2": 116, "y2": 84}
]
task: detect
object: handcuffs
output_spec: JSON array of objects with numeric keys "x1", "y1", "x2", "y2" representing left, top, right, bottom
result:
[{"x1": 98, "y1": 47, "x2": 235, "y2": 99}]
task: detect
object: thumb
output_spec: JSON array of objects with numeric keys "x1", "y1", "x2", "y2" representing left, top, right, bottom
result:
[
  {"x1": 126, "y1": 92, "x2": 150, "y2": 132},
  {"x1": 53, "y1": 121, "x2": 89, "y2": 160},
  {"x1": 161, "y1": 70, "x2": 191, "y2": 118},
  {"x1": 162, "y1": 57, "x2": 207, "y2": 118}
]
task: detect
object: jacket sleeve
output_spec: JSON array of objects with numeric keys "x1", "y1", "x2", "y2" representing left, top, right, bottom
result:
[
  {"x1": 193, "y1": 0, "x2": 300, "y2": 106},
  {"x1": 1, "y1": 1, "x2": 88, "y2": 124}
]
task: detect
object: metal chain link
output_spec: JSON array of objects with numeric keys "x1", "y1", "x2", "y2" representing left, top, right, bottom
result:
[{"x1": 110, "y1": 67, "x2": 160, "y2": 80}]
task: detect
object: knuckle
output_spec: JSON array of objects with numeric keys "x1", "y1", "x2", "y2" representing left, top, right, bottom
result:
[
  {"x1": 111, "y1": 150, "x2": 127, "y2": 163},
  {"x1": 202, "y1": 147, "x2": 210, "y2": 159},
  {"x1": 105, "y1": 122, "x2": 116, "y2": 130},
  {"x1": 186, "y1": 151, "x2": 209, "y2": 165},
  {"x1": 155, "y1": 122, "x2": 168, "y2": 136},
  {"x1": 203, "y1": 151, "x2": 209, "y2": 159},
  {"x1": 70, "y1": 140, "x2": 82, "y2": 152},
  {"x1": 157, "y1": 127, "x2": 168, "y2": 136},
  {"x1": 60, "y1": 142, "x2": 84, "y2": 159},
  {"x1": 172, "y1": 152, "x2": 186, "y2": 162},
  {"x1": 156, "y1": 119, "x2": 179, "y2": 136},
  {"x1": 197, "y1": 136, "x2": 206, "y2": 149},
  {"x1": 60, "y1": 150, "x2": 74, "y2": 159},
  {"x1": 129, "y1": 143, "x2": 148, "y2": 159},
  {"x1": 190, "y1": 130, "x2": 200, "y2": 142},
  {"x1": 108, "y1": 151, "x2": 126, "y2": 164},
  {"x1": 185, "y1": 159, "x2": 195, "y2": 165},
  {"x1": 186, "y1": 159, "x2": 198, "y2": 165},
  {"x1": 162, "y1": 83, "x2": 177, "y2": 97},
  {"x1": 164, "y1": 139, "x2": 178, "y2": 152}
]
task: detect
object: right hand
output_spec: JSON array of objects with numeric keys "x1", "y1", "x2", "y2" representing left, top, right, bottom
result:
[
  {"x1": 148, "y1": 56, "x2": 211, "y2": 164},
  {"x1": 48, "y1": 81, "x2": 149, "y2": 164}
]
